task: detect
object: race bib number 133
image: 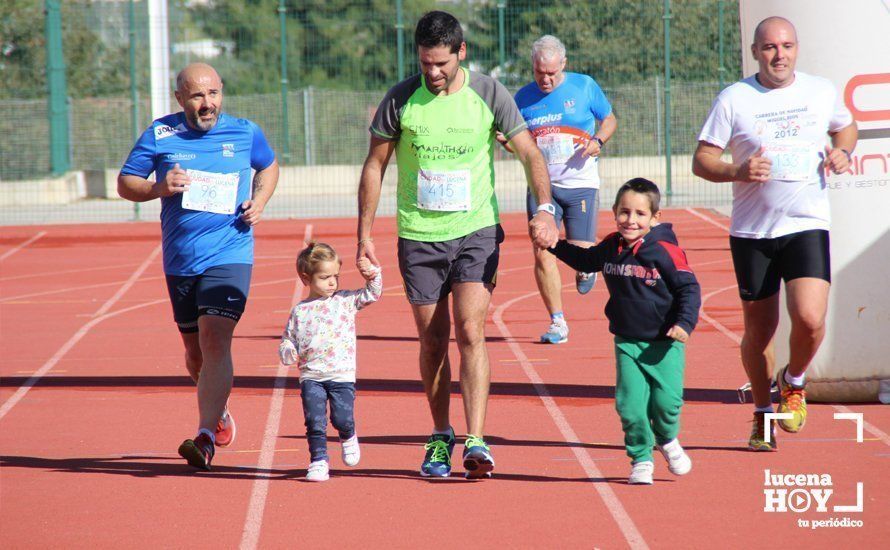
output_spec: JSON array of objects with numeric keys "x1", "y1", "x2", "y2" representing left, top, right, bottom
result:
[{"x1": 763, "y1": 142, "x2": 816, "y2": 182}]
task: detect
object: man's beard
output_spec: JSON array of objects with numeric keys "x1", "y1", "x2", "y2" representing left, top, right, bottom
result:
[{"x1": 190, "y1": 108, "x2": 218, "y2": 131}]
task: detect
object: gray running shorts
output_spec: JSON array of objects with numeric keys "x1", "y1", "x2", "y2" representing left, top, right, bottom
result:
[{"x1": 397, "y1": 224, "x2": 504, "y2": 305}]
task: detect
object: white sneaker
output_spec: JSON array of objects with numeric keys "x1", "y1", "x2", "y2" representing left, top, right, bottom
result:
[
  {"x1": 628, "y1": 460, "x2": 654, "y2": 485},
  {"x1": 341, "y1": 435, "x2": 361, "y2": 467},
  {"x1": 306, "y1": 460, "x2": 329, "y2": 482},
  {"x1": 540, "y1": 320, "x2": 569, "y2": 344},
  {"x1": 658, "y1": 439, "x2": 692, "y2": 475}
]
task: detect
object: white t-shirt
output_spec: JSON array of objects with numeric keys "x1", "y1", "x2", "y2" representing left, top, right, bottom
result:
[{"x1": 698, "y1": 72, "x2": 853, "y2": 239}]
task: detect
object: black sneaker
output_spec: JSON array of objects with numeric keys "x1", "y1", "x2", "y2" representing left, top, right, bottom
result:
[
  {"x1": 178, "y1": 432, "x2": 215, "y2": 470},
  {"x1": 463, "y1": 435, "x2": 495, "y2": 479}
]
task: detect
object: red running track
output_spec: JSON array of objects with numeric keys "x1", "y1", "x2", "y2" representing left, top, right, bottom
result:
[{"x1": 1, "y1": 210, "x2": 887, "y2": 549}]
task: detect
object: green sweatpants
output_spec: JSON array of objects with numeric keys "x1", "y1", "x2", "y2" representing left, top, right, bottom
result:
[{"x1": 614, "y1": 336, "x2": 686, "y2": 464}]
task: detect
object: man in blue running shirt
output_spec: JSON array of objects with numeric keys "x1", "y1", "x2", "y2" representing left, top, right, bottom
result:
[
  {"x1": 118, "y1": 63, "x2": 279, "y2": 470},
  {"x1": 502, "y1": 35, "x2": 617, "y2": 344}
]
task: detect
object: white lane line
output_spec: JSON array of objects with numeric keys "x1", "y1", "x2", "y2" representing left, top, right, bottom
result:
[
  {"x1": 684, "y1": 207, "x2": 731, "y2": 232},
  {"x1": 0, "y1": 231, "x2": 47, "y2": 262},
  {"x1": 0, "y1": 262, "x2": 145, "y2": 283},
  {"x1": 240, "y1": 224, "x2": 311, "y2": 550},
  {"x1": 0, "y1": 276, "x2": 165, "y2": 304},
  {"x1": 0, "y1": 297, "x2": 167, "y2": 421},
  {"x1": 0, "y1": 244, "x2": 162, "y2": 420},
  {"x1": 492, "y1": 290, "x2": 648, "y2": 550},
  {"x1": 94, "y1": 246, "x2": 162, "y2": 318},
  {"x1": 691, "y1": 207, "x2": 890, "y2": 449},
  {"x1": 700, "y1": 285, "x2": 743, "y2": 345}
]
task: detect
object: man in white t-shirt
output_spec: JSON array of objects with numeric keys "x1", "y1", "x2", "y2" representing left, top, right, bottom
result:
[{"x1": 692, "y1": 16, "x2": 857, "y2": 452}]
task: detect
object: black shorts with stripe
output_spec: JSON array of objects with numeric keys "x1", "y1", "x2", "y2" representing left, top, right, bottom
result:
[{"x1": 729, "y1": 229, "x2": 830, "y2": 301}]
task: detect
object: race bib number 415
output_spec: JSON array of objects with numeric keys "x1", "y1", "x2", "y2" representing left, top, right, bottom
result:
[
  {"x1": 181, "y1": 169, "x2": 239, "y2": 214},
  {"x1": 763, "y1": 141, "x2": 817, "y2": 182},
  {"x1": 416, "y1": 169, "x2": 471, "y2": 211}
]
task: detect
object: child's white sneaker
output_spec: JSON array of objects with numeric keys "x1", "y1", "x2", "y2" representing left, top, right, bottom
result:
[
  {"x1": 341, "y1": 435, "x2": 361, "y2": 467},
  {"x1": 306, "y1": 460, "x2": 329, "y2": 482},
  {"x1": 657, "y1": 439, "x2": 692, "y2": 476},
  {"x1": 628, "y1": 460, "x2": 654, "y2": 485}
]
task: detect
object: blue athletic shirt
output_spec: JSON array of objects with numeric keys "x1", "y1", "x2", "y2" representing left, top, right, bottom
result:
[
  {"x1": 514, "y1": 72, "x2": 612, "y2": 189},
  {"x1": 121, "y1": 112, "x2": 275, "y2": 276}
]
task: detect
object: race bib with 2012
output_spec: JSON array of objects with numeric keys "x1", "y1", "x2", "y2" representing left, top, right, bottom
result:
[
  {"x1": 536, "y1": 134, "x2": 576, "y2": 165},
  {"x1": 181, "y1": 169, "x2": 239, "y2": 214},
  {"x1": 416, "y1": 169, "x2": 471, "y2": 211},
  {"x1": 763, "y1": 141, "x2": 817, "y2": 181}
]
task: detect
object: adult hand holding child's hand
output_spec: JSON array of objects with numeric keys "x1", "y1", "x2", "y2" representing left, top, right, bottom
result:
[{"x1": 357, "y1": 257, "x2": 379, "y2": 280}]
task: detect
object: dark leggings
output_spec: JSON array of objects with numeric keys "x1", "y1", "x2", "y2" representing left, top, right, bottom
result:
[{"x1": 300, "y1": 380, "x2": 356, "y2": 462}]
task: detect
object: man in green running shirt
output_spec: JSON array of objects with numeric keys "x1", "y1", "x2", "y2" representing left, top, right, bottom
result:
[{"x1": 357, "y1": 11, "x2": 558, "y2": 480}]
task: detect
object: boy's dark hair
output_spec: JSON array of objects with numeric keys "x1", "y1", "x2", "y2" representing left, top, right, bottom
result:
[
  {"x1": 415, "y1": 11, "x2": 463, "y2": 53},
  {"x1": 296, "y1": 241, "x2": 340, "y2": 277},
  {"x1": 613, "y1": 177, "x2": 661, "y2": 213}
]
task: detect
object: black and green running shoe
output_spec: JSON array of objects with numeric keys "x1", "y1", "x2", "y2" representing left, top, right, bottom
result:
[{"x1": 420, "y1": 429, "x2": 455, "y2": 477}]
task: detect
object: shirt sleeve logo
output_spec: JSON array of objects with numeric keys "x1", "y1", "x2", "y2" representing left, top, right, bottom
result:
[{"x1": 155, "y1": 123, "x2": 187, "y2": 140}]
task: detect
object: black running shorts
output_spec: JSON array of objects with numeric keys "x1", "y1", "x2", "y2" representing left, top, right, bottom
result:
[
  {"x1": 165, "y1": 263, "x2": 253, "y2": 332},
  {"x1": 729, "y1": 229, "x2": 830, "y2": 301}
]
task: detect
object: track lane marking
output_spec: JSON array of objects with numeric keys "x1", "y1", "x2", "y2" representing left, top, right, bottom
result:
[
  {"x1": 492, "y1": 288, "x2": 648, "y2": 550},
  {"x1": 240, "y1": 224, "x2": 312, "y2": 550},
  {"x1": 0, "y1": 245, "x2": 162, "y2": 420},
  {"x1": 0, "y1": 231, "x2": 47, "y2": 262}
]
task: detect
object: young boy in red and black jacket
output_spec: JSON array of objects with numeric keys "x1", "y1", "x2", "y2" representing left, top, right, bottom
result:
[{"x1": 549, "y1": 177, "x2": 701, "y2": 485}]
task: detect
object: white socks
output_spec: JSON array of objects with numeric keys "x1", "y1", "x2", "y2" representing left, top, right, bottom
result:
[{"x1": 784, "y1": 369, "x2": 806, "y2": 387}]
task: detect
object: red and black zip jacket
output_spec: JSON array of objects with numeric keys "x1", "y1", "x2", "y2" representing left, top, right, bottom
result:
[{"x1": 549, "y1": 223, "x2": 701, "y2": 341}]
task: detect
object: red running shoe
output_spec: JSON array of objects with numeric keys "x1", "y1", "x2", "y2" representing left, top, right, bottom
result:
[{"x1": 215, "y1": 409, "x2": 236, "y2": 447}]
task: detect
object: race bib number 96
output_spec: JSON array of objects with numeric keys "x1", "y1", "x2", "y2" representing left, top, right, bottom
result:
[
  {"x1": 181, "y1": 169, "x2": 239, "y2": 214},
  {"x1": 416, "y1": 169, "x2": 471, "y2": 211}
]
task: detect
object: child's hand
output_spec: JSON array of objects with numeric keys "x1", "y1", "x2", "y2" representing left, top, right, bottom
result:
[
  {"x1": 666, "y1": 325, "x2": 689, "y2": 343},
  {"x1": 357, "y1": 257, "x2": 379, "y2": 280}
]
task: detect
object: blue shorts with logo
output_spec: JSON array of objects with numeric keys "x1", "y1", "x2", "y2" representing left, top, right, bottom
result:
[
  {"x1": 527, "y1": 186, "x2": 599, "y2": 242},
  {"x1": 164, "y1": 263, "x2": 252, "y2": 333}
]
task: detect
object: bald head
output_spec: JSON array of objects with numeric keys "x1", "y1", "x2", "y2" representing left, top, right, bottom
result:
[
  {"x1": 176, "y1": 63, "x2": 222, "y2": 93},
  {"x1": 174, "y1": 63, "x2": 224, "y2": 131},
  {"x1": 753, "y1": 16, "x2": 797, "y2": 46}
]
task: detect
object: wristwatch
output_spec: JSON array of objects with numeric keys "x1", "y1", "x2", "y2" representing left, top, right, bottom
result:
[
  {"x1": 592, "y1": 136, "x2": 604, "y2": 148},
  {"x1": 536, "y1": 203, "x2": 556, "y2": 216}
]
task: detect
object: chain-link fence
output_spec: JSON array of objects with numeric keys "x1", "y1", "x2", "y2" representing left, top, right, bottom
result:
[{"x1": 0, "y1": 0, "x2": 743, "y2": 224}]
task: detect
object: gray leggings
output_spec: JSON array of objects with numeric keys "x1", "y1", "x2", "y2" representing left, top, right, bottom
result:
[{"x1": 300, "y1": 380, "x2": 356, "y2": 462}]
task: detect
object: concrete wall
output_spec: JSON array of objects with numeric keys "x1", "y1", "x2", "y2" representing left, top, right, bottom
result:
[
  {"x1": 0, "y1": 172, "x2": 86, "y2": 206},
  {"x1": 1, "y1": 154, "x2": 726, "y2": 211}
]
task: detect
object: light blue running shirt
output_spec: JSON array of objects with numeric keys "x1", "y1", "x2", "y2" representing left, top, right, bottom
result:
[
  {"x1": 514, "y1": 72, "x2": 612, "y2": 189},
  {"x1": 121, "y1": 112, "x2": 275, "y2": 276}
]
